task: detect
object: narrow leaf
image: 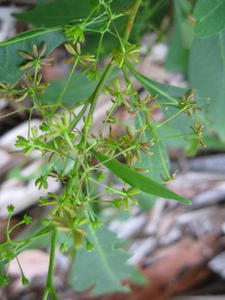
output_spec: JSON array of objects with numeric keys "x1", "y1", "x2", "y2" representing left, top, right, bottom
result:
[
  {"x1": 13, "y1": 0, "x2": 133, "y2": 28},
  {"x1": 91, "y1": 149, "x2": 191, "y2": 204}
]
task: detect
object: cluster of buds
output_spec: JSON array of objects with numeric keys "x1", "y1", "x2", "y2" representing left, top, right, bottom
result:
[
  {"x1": 179, "y1": 88, "x2": 201, "y2": 117},
  {"x1": 17, "y1": 72, "x2": 50, "y2": 102},
  {"x1": 95, "y1": 125, "x2": 154, "y2": 167},
  {"x1": 106, "y1": 79, "x2": 137, "y2": 106},
  {"x1": 64, "y1": 24, "x2": 85, "y2": 45},
  {"x1": 192, "y1": 120, "x2": 205, "y2": 147},
  {"x1": 64, "y1": 43, "x2": 98, "y2": 79},
  {"x1": 161, "y1": 170, "x2": 178, "y2": 183},
  {"x1": 126, "y1": 93, "x2": 152, "y2": 118},
  {"x1": 18, "y1": 43, "x2": 54, "y2": 71},
  {"x1": 0, "y1": 82, "x2": 22, "y2": 101},
  {"x1": 114, "y1": 43, "x2": 140, "y2": 68},
  {"x1": 0, "y1": 43, "x2": 53, "y2": 102}
]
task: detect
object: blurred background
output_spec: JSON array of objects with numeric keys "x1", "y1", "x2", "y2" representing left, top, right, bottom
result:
[{"x1": 1, "y1": 1, "x2": 225, "y2": 300}]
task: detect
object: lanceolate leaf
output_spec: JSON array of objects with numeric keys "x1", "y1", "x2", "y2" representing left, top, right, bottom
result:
[
  {"x1": 13, "y1": 0, "x2": 97, "y2": 27},
  {"x1": 189, "y1": 30, "x2": 225, "y2": 139},
  {"x1": 194, "y1": 0, "x2": 225, "y2": 38},
  {"x1": 69, "y1": 225, "x2": 136, "y2": 295},
  {"x1": 0, "y1": 28, "x2": 61, "y2": 46},
  {"x1": 91, "y1": 149, "x2": 191, "y2": 204},
  {"x1": 0, "y1": 29, "x2": 66, "y2": 83},
  {"x1": 13, "y1": 0, "x2": 133, "y2": 28}
]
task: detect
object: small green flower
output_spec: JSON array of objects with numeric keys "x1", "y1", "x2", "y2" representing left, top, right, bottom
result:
[
  {"x1": 0, "y1": 82, "x2": 22, "y2": 101},
  {"x1": 7, "y1": 204, "x2": 15, "y2": 214},
  {"x1": 91, "y1": 219, "x2": 103, "y2": 229},
  {"x1": 85, "y1": 238, "x2": 95, "y2": 251},
  {"x1": 22, "y1": 215, "x2": 32, "y2": 225},
  {"x1": 179, "y1": 88, "x2": 201, "y2": 117},
  {"x1": 106, "y1": 79, "x2": 136, "y2": 105},
  {"x1": 35, "y1": 175, "x2": 48, "y2": 190},
  {"x1": 114, "y1": 43, "x2": 140, "y2": 68},
  {"x1": 15, "y1": 72, "x2": 50, "y2": 102},
  {"x1": 18, "y1": 43, "x2": 54, "y2": 71},
  {"x1": 64, "y1": 43, "x2": 95, "y2": 66},
  {"x1": 192, "y1": 120, "x2": 205, "y2": 147},
  {"x1": 64, "y1": 25, "x2": 85, "y2": 44},
  {"x1": 21, "y1": 276, "x2": 29, "y2": 286}
]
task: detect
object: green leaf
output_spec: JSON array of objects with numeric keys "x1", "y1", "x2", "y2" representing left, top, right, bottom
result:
[
  {"x1": 0, "y1": 28, "x2": 59, "y2": 47},
  {"x1": 13, "y1": 0, "x2": 133, "y2": 28},
  {"x1": 133, "y1": 110, "x2": 170, "y2": 182},
  {"x1": 91, "y1": 149, "x2": 191, "y2": 204},
  {"x1": 13, "y1": 0, "x2": 97, "y2": 27},
  {"x1": 166, "y1": 0, "x2": 194, "y2": 72},
  {"x1": 69, "y1": 225, "x2": 137, "y2": 295},
  {"x1": 204, "y1": 135, "x2": 225, "y2": 150},
  {"x1": 194, "y1": 0, "x2": 225, "y2": 38},
  {"x1": 38, "y1": 67, "x2": 119, "y2": 106},
  {"x1": 37, "y1": 72, "x2": 98, "y2": 106},
  {"x1": 36, "y1": 0, "x2": 53, "y2": 3},
  {"x1": 13, "y1": 0, "x2": 134, "y2": 60},
  {"x1": 0, "y1": 28, "x2": 66, "y2": 83},
  {"x1": 188, "y1": 30, "x2": 225, "y2": 139}
]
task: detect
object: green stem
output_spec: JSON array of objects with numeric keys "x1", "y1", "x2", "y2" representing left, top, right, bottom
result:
[
  {"x1": 43, "y1": 229, "x2": 58, "y2": 300},
  {"x1": 124, "y1": 0, "x2": 143, "y2": 41},
  {"x1": 82, "y1": 0, "x2": 143, "y2": 146},
  {"x1": 157, "y1": 106, "x2": 189, "y2": 129},
  {"x1": 88, "y1": 60, "x2": 115, "y2": 118},
  {"x1": 82, "y1": 60, "x2": 115, "y2": 151},
  {"x1": 57, "y1": 60, "x2": 78, "y2": 105},
  {"x1": 160, "y1": 132, "x2": 197, "y2": 140}
]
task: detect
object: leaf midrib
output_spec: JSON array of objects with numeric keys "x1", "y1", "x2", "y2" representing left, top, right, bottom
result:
[
  {"x1": 89, "y1": 225, "x2": 122, "y2": 292},
  {"x1": 198, "y1": 0, "x2": 225, "y2": 23}
]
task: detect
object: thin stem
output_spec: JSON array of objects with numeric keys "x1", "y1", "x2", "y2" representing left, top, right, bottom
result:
[
  {"x1": 81, "y1": 0, "x2": 143, "y2": 148},
  {"x1": 157, "y1": 106, "x2": 189, "y2": 129},
  {"x1": 159, "y1": 132, "x2": 197, "y2": 140},
  {"x1": 88, "y1": 144, "x2": 137, "y2": 171},
  {"x1": 43, "y1": 229, "x2": 58, "y2": 300},
  {"x1": 124, "y1": 0, "x2": 143, "y2": 41},
  {"x1": 89, "y1": 178, "x2": 127, "y2": 196},
  {"x1": 88, "y1": 60, "x2": 114, "y2": 118},
  {"x1": 69, "y1": 103, "x2": 89, "y2": 131},
  {"x1": 82, "y1": 60, "x2": 115, "y2": 151},
  {"x1": 57, "y1": 60, "x2": 78, "y2": 105}
]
